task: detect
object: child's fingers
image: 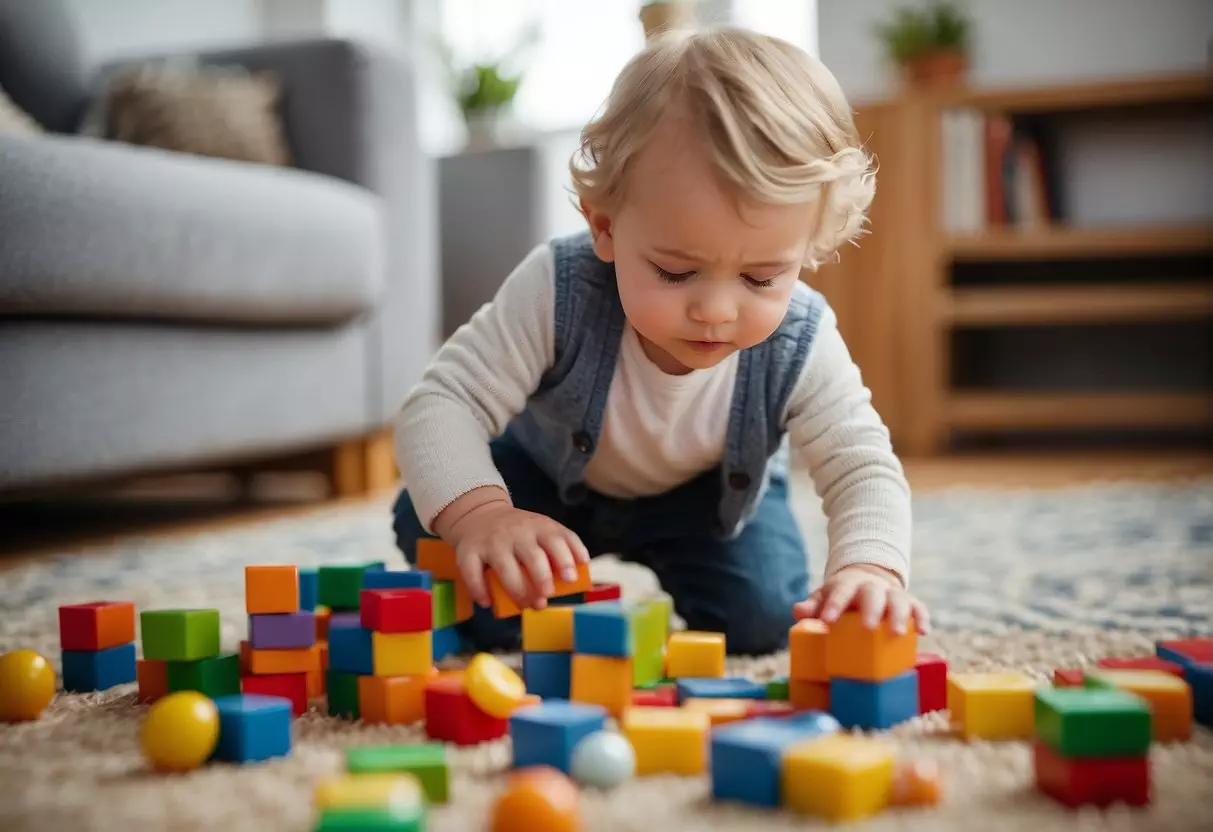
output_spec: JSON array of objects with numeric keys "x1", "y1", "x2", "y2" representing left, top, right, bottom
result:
[
  {"x1": 859, "y1": 583, "x2": 888, "y2": 629},
  {"x1": 458, "y1": 552, "x2": 491, "y2": 608},
  {"x1": 487, "y1": 550, "x2": 531, "y2": 607},
  {"x1": 793, "y1": 594, "x2": 822, "y2": 620},
  {"x1": 820, "y1": 582, "x2": 857, "y2": 623},
  {"x1": 516, "y1": 540, "x2": 553, "y2": 607},
  {"x1": 887, "y1": 591, "x2": 912, "y2": 635},
  {"x1": 911, "y1": 599, "x2": 932, "y2": 635},
  {"x1": 566, "y1": 530, "x2": 591, "y2": 566},
  {"x1": 539, "y1": 532, "x2": 580, "y2": 583}
]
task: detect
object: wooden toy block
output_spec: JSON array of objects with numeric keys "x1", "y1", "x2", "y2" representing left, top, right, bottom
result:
[
  {"x1": 423, "y1": 673, "x2": 509, "y2": 745},
  {"x1": 454, "y1": 579, "x2": 474, "y2": 623},
  {"x1": 1033, "y1": 741, "x2": 1150, "y2": 808},
  {"x1": 824, "y1": 611, "x2": 916, "y2": 682},
  {"x1": 788, "y1": 679, "x2": 830, "y2": 711},
  {"x1": 789, "y1": 619, "x2": 828, "y2": 681},
  {"x1": 313, "y1": 773, "x2": 426, "y2": 831},
  {"x1": 710, "y1": 712, "x2": 840, "y2": 807},
  {"x1": 915, "y1": 653, "x2": 947, "y2": 713},
  {"x1": 571, "y1": 654, "x2": 632, "y2": 718},
  {"x1": 948, "y1": 672, "x2": 1038, "y2": 740},
  {"x1": 346, "y1": 743, "x2": 450, "y2": 803},
  {"x1": 359, "y1": 670, "x2": 436, "y2": 725},
  {"x1": 242, "y1": 671, "x2": 309, "y2": 716},
  {"x1": 781, "y1": 733, "x2": 896, "y2": 822},
  {"x1": 1053, "y1": 668, "x2": 1085, "y2": 687},
  {"x1": 510, "y1": 700, "x2": 608, "y2": 773},
  {"x1": 585, "y1": 582, "x2": 622, "y2": 602},
  {"x1": 1097, "y1": 656, "x2": 1185, "y2": 677},
  {"x1": 622, "y1": 706, "x2": 710, "y2": 775},
  {"x1": 327, "y1": 617, "x2": 374, "y2": 675},
  {"x1": 136, "y1": 658, "x2": 168, "y2": 703},
  {"x1": 1034, "y1": 686, "x2": 1151, "y2": 757},
  {"x1": 319, "y1": 562, "x2": 382, "y2": 610},
  {"x1": 431, "y1": 581, "x2": 456, "y2": 629},
  {"x1": 248, "y1": 643, "x2": 322, "y2": 676},
  {"x1": 248, "y1": 611, "x2": 315, "y2": 649},
  {"x1": 1186, "y1": 663, "x2": 1212, "y2": 727},
  {"x1": 487, "y1": 561, "x2": 592, "y2": 618},
  {"x1": 307, "y1": 662, "x2": 324, "y2": 699},
  {"x1": 1156, "y1": 637, "x2": 1213, "y2": 667},
  {"x1": 314, "y1": 605, "x2": 332, "y2": 641},
  {"x1": 372, "y1": 631, "x2": 433, "y2": 677},
  {"x1": 636, "y1": 599, "x2": 670, "y2": 655},
  {"x1": 432, "y1": 625, "x2": 461, "y2": 662},
  {"x1": 523, "y1": 607, "x2": 576, "y2": 653},
  {"x1": 1084, "y1": 668, "x2": 1192, "y2": 741},
  {"x1": 211, "y1": 693, "x2": 292, "y2": 763},
  {"x1": 166, "y1": 653, "x2": 241, "y2": 699},
  {"x1": 631, "y1": 685, "x2": 678, "y2": 707},
  {"x1": 766, "y1": 676, "x2": 789, "y2": 700},
  {"x1": 632, "y1": 648, "x2": 665, "y2": 689},
  {"x1": 683, "y1": 697, "x2": 750, "y2": 726},
  {"x1": 363, "y1": 569, "x2": 433, "y2": 591},
  {"x1": 298, "y1": 567, "x2": 318, "y2": 611},
  {"x1": 489, "y1": 767, "x2": 580, "y2": 832},
  {"x1": 244, "y1": 565, "x2": 299, "y2": 615},
  {"x1": 746, "y1": 699, "x2": 797, "y2": 718},
  {"x1": 523, "y1": 651, "x2": 572, "y2": 699},
  {"x1": 416, "y1": 537, "x2": 460, "y2": 580},
  {"x1": 675, "y1": 676, "x2": 765, "y2": 702},
  {"x1": 666, "y1": 631, "x2": 725, "y2": 678},
  {"x1": 326, "y1": 670, "x2": 361, "y2": 720},
  {"x1": 140, "y1": 609, "x2": 221, "y2": 662},
  {"x1": 830, "y1": 669, "x2": 919, "y2": 730},
  {"x1": 361, "y1": 588, "x2": 431, "y2": 633},
  {"x1": 571, "y1": 601, "x2": 633, "y2": 657},
  {"x1": 62, "y1": 642, "x2": 136, "y2": 692},
  {"x1": 58, "y1": 601, "x2": 136, "y2": 652}
]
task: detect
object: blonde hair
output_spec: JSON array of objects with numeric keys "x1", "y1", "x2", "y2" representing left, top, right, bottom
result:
[{"x1": 570, "y1": 27, "x2": 875, "y2": 269}]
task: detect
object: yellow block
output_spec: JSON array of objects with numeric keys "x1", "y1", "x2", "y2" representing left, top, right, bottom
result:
[
  {"x1": 782, "y1": 734, "x2": 896, "y2": 822},
  {"x1": 948, "y1": 672, "x2": 1038, "y2": 740},
  {"x1": 522, "y1": 607, "x2": 575, "y2": 652},
  {"x1": 313, "y1": 772, "x2": 424, "y2": 812},
  {"x1": 666, "y1": 631, "x2": 725, "y2": 678},
  {"x1": 622, "y1": 706, "x2": 710, "y2": 775},
  {"x1": 571, "y1": 654, "x2": 632, "y2": 718},
  {"x1": 789, "y1": 619, "x2": 828, "y2": 681},
  {"x1": 1086, "y1": 669, "x2": 1193, "y2": 742},
  {"x1": 682, "y1": 697, "x2": 749, "y2": 726},
  {"x1": 372, "y1": 631, "x2": 433, "y2": 677}
]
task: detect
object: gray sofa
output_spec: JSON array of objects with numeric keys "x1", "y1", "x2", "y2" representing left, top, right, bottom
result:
[{"x1": 0, "y1": 0, "x2": 438, "y2": 493}]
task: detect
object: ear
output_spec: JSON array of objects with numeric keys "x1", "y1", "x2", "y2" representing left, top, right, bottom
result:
[{"x1": 581, "y1": 199, "x2": 616, "y2": 263}]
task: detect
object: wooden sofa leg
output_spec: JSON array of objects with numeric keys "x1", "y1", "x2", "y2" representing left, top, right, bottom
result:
[
  {"x1": 329, "y1": 439, "x2": 367, "y2": 497},
  {"x1": 363, "y1": 430, "x2": 399, "y2": 493}
]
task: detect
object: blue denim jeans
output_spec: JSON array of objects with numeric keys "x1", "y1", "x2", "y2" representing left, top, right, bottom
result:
[{"x1": 391, "y1": 432, "x2": 809, "y2": 656}]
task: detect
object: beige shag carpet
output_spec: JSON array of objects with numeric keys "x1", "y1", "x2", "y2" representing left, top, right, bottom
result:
[{"x1": 1, "y1": 473, "x2": 1211, "y2": 831}]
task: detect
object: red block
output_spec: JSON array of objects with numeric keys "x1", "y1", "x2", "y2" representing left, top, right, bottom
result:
[
  {"x1": 58, "y1": 601, "x2": 136, "y2": 651},
  {"x1": 745, "y1": 700, "x2": 796, "y2": 718},
  {"x1": 631, "y1": 685, "x2": 678, "y2": 707},
  {"x1": 360, "y1": 588, "x2": 432, "y2": 633},
  {"x1": 423, "y1": 675, "x2": 508, "y2": 745},
  {"x1": 1033, "y1": 742, "x2": 1150, "y2": 808},
  {"x1": 1053, "y1": 668, "x2": 1085, "y2": 687},
  {"x1": 585, "y1": 583, "x2": 622, "y2": 603},
  {"x1": 242, "y1": 672, "x2": 309, "y2": 716},
  {"x1": 1097, "y1": 656, "x2": 1185, "y2": 677},
  {"x1": 1158, "y1": 638, "x2": 1213, "y2": 664},
  {"x1": 915, "y1": 652, "x2": 948, "y2": 713}
]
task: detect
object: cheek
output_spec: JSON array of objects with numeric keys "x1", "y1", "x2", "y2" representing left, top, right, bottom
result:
[
  {"x1": 616, "y1": 261, "x2": 678, "y2": 331},
  {"x1": 741, "y1": 287, "x2": 797, "y2": 341}
]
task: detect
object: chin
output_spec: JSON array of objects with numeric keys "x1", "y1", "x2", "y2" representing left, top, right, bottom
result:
[{"x1": 670, "y1": 344, "x2": 736, "y2": 370}]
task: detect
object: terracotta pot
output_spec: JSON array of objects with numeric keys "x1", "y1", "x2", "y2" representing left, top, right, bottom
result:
[
  {"x1": 902, "y1": 49, "x2": 969, "y2": 88},
  {"x1": 639, "y1": 2, "x2": 696, "y2": 40}
]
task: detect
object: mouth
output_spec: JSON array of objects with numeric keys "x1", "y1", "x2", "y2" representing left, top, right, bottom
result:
[{"x1": 683, "y1": 340, "x2": 728, "y2": 353}]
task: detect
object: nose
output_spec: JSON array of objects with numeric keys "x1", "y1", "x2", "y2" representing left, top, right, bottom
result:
[{"x1": 689, "y1": 287, "x2": 737, "y2": 326}]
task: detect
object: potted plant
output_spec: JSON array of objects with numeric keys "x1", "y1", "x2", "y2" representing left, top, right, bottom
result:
[
  {"x1": 639, "y1": 0, "x2": 696, "y2": 41},
  {"x1": 874, "y1": 0, "x2": 972, "y2": 88},
  {"x1": 435, "y1": 22, "x2": 540, "y2": 148}
]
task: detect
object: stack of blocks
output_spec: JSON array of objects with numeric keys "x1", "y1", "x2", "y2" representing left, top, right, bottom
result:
[
  {"x1": 565, "y1": 597, "x2": 672, "y2": 718},
  {"x1": 241, "y1": 565, "x2": 318, "y2": 715},
  {"x1": 58, "y1": 601, "x2": 137, "y2": 693},
  {"x1": 138, "y1": 607, "x2": 229, "y2": 704}
]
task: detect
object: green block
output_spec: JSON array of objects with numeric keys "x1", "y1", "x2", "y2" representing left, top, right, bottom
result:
[
  {"x1": 166, "y1": 653, "x2": 241, "y2": 698},
  {"x1": 314, "y1": 806, "x2": 424, "y2": 831},
  {"x1": 346, "y1": 743, "x2": 449, "y2": 803},
  {"x1": 633, "y1": 649, "x2": 665, "y2": 688},
  {"x1": 766, "y1": 676, "x2": 790, "y2": 700},
  {"x1": 634, "y1": 600, "x2": 667, "y2": 656},
  {"x1": 431, "y1": 581, "x2": 456, "y2": 630},
  {"x1": 327, "y1": 670, "x2": 361, "y2": 720},
  {"x1": 140, "y1": 609, "x2": 221, "y2": 661},
  {"x1": 1034, "y1": 686, "x2": 1152, "y2": 757},
  {"x1": 319, "y1": 564, "x2": 377, "y2": 610},
  {"x1": 649, "y1": 595, "x2": 673, "y2": 644}
]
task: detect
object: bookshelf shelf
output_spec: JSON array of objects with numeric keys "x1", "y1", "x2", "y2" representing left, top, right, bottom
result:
[
  {"x1": 943, "y1": 283, "x2": 1213, "y2": 326},
  {"x1": 946, "y1": 392, "x2": 1213, "y2": 431},
  {"x1": 940, "y1": 73, "x2": 1212, "y2": 114},
  {"x1": 947, "y1": 224, "x2": 1213, "y2": 262}
]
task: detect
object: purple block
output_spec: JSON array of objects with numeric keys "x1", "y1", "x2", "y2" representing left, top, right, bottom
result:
[
  {"x1": 249, "y1": 612, "x2": 316, "y2": 649},
  {"x1": 328, "y1": 611, "x2": 362, "y2": 631}
]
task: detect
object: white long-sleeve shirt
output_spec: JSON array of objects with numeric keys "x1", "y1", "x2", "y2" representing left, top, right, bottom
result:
[{"x1": 395, "y1": 243, "x2": 912, "y2": 584}]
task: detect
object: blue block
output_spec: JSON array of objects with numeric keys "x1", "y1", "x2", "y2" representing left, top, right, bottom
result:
[
  {"x1": 363, "y1": 569, "x2": 432, "y2": 591},
  {"x1": 1187, "y1": 663, "x2": 1212, "y2": 728},
  {"x1": 549, "y1": 592, "x2": 584, "y2": 607},
  {"x1": 432, "y1": 625, "x2": 461, "y2": 662},
  {"x1": 710, "y1": 713, "x2": 840, "y2": 807},
  {"x1": 1156, "y1": 642, "x2": 1203, "y2": 668},
  {"x1": 509, "y1": 700, "x2": 607, "y2": 773},
  {"x1": 327, "y1": 619, "x2": 374, "y2": 675},
  {"x1": 523, "y1": 652, "x2": 572, "y2": 699},
  {"x1": 298, "y1": 568, "x2": 318, "y2": 611},
  {"x1": 829, "y1": 670, "x2": 919, "y2": 730},
  {"x1": 62, "y1": 642, "x2": 137, "y2": 692},
  {"x1": 211, "y1": 694, "x2": 292, "y2": 763},
  {"x1": 676, "y1": 676, "x2": 767, "y2": 702},
  {"x1": 572, "y1": 602, "x2": 631, "y2": 657}
]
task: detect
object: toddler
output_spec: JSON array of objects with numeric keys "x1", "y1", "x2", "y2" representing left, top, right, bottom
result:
[{"x1": 392, "y1": 26, "x2": 930, "y2": 654}]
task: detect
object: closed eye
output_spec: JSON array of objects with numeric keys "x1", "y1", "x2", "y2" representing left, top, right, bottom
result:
[
  {"x1": 653, "y1": 264, "x2": 694, "y2": 284},
  {"x1": 743, "y1": 274, "x2": 779, "y2": 289}
]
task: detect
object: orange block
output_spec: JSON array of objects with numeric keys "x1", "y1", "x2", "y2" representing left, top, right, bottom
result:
[
  {"x1": 789, "y1": 679, "x2": 830, "y2": 711},
  {"x1": 789, "y1": 619, "x2": 828, "y2": 681},
  {"x1": 359, "y1": 669, "x2": 437, "y2": 725},
  {"x1": 249, "y1": 643, "x2": 321, "y2": 675},
  {"x1": 136, "y1": 658, "x2": 168, "y2": 703},
  {"x1": 454, "y1": 579, "x2": 475, "y2": 623},
  {"x1": 824, "y1": 611, "x2": 916, "y2": 682},
  {"x1": 245, "y1": 564, "x2": 299, "y2": 615},
  {"x1": 682, "y1": 697, "x2": 750, "y2": 726},
  {"x1": 416, "y1": 538, "x2": 460, "y2": 580},
  {"x1": 571, "y1": 654, "x2": 632, "y2": 718},
  {"x1": 315, "y1": 606, "x2": 332, "y2": 641},
  {"x1": 488, "y1": 562, "x2": 592, "y2": 618}
]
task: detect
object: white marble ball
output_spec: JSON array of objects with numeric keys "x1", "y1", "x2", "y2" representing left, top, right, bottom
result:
[{"x1": 570, "y1": 730, "x2": 636, "y2": 789}]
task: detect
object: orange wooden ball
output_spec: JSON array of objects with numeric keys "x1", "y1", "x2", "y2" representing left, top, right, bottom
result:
[{"x1": 490, "y1": 766, "x2": 581, "y2": 832}]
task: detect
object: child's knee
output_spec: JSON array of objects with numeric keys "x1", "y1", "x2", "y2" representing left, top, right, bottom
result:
[{"x1": 723, "y1": 585, "x2": 799, "y2": 656}]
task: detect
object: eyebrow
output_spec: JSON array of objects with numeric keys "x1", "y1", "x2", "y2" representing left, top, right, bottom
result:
[{"x1": 652, "y1": 247, "x2": 796, "y2": 270}]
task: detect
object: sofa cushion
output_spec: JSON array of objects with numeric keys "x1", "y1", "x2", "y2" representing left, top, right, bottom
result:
[{"x1": 0, "y1": 133, "x2": 383, "y2": 326}]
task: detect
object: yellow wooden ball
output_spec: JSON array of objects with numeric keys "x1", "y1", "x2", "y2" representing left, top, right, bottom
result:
[
  {"x1": 141, "y1": 691, "x2": 220, "y2": 772},
  {"x1": 0, "y1": 649, "x2": 56, "y2": 721}
]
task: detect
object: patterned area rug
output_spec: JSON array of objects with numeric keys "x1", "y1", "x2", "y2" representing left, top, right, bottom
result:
[{"x1": 1, "y1": 473, "x2": 1211, "y2": 831}]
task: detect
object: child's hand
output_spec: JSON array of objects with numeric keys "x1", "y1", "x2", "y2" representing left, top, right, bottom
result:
[
  {"x1": 444, "y1": 501, "x2": 590, "y2": 610},
  {"x1": 793, "y1": 564, "x2": 930, "y2": 635}
]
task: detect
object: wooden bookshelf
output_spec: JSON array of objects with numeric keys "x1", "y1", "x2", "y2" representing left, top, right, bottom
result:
[
  {"x1": 940, "y1": 72, "x2": 1212, "y2": 114},
  {"x1": 947, "y1": 224, "x2": 1213, "y2": 261},
  {"x1": 943, "y1": 283, "x2": 1213, "y2": 326}
]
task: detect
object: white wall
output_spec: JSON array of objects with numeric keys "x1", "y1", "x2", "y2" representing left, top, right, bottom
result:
[{"x1": 65, "y1": 0, "x2": 264, "y2": 65}]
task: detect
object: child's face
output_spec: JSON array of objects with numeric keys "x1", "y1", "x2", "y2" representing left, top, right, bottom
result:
[{"x1": 585, "y1": 118, "x2": 818, "y2": 375}]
